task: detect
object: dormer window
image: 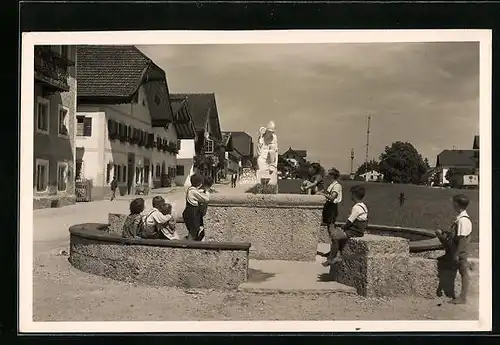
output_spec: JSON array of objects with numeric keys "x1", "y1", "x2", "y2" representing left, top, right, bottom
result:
[{"x1": 205, "y1": 139, "x2": 214, "y2": 154}]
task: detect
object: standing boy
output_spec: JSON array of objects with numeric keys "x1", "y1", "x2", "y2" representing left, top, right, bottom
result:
[
  {"x1": 322, "y1": 185, "x2": 368, "y2": 267},
  {"x1": 435, "y1": 194, "x2": 472, "y2": 304},
  {"x1": 110, "y1": 177, "x2": 118, "y2": 201},
  {"x1": 317, "y1": 168, "x2": 343, "y2": 259},
  {"x1": 183, "y1": 174, "x2": 210, "y2": 241},
  {"x1": 198, "y1": 175, "x2": 214, "y2": 241}
]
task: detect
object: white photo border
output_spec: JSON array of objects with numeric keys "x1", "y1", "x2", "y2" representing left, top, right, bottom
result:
[{"x1": 20, "y1": 29, "x2": 492, "y2": 333}]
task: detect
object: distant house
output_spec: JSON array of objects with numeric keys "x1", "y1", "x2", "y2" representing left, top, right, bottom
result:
[
  {"x1": 171, "y1": 93, "x2": 223, "y2": 184},
  {"x1": 360, "y1": 170, "x2": 384, "y2": 182},
  {"x1": 281, "y1": 147, "x2": 307, "y2": 167},
  {"x1": 436, "y1": 149, "x2": 477, "y2": 186},
  {"x1": 220, "y1": 132, "x2": 237, "y2": 177},
  {"x1": 76, "y1": 45, "x2": 195, "y2": 199},
  {"x1": 229, "y1": 131, "x2": 254, "y2": 168}
]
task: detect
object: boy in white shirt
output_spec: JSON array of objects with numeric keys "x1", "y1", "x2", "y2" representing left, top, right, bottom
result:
[
  {"x1": 323, "y1": 185, "x2": 368, "y2": 267},
  {"x1": 435, "y1": 194, "x2": 472, "y2": 304},
  {"x1": 317, "y1": 168, "x2": 342, "y2": 261},
  {"x1": 183, "y1": 174, "x2": 210, "y2": 241}
]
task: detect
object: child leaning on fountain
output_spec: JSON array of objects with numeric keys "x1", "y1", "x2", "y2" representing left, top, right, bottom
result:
[
  {"x1": 435, "y1": 194, "x2": 472, "y2": 304},
  {"x1": 122, "y1": 198, "x2": 145, "y2": 238},
  {"x1": 322, "y1": 185, "x2": 368, "y2": 267},
  {"x1": 183, "y1": 174, "x2": 210, "y2": 241},
  {"x1": 198, "y1": 175, "x2": 214, "y2": 241}
]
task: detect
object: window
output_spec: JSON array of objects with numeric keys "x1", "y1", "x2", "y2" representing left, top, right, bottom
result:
[
  {"x1": 57, "y1": 105, "x2": 69, "y2": 137},
  {"x1": 35, "y1": 159, "x2": 49, "y2": 192},
  {"x1": 57, "y1": 162, "x2": 68, "y2": 191},
  {"x1": 116, "y1": 165, "x2": 121, "y2": 182},
  {"x1": 136, "y1": 167, "x2": 140, "y2": 183},
  {"x1": 154, "y1": 94, "x2": 161, "y2": 106},
  {"x1": 144, "y1": 165, "x2": 150, "y2": 184},
  {"x1": 176, "y1": 165, "x2": 185, "y2": 176},
  {"x1": 155, "y1": 164, "x2": 161, "y2": 178},
  {"x1": 76, "y1": 115, "x2": 92, "y2": 137},
  {"x1": 75, "y1": 159, "x2": 83, "y2": 180},
  {"x1": 106, "y1": 164, "x2": 112, "y2": 184},
  {"x1": 205, "y1": 139, "x2": 214, "y2": 154},
  {"x1": 122, "y1": 166, "x2": 127, "y2": 183},
  {"x1": 36, "y1": 97, "x2": 50, "y2": 134}
]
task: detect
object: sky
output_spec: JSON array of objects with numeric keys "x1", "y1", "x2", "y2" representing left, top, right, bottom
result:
[{"x1": 138, "y1": 42, "x2": 479, "y2": 173}]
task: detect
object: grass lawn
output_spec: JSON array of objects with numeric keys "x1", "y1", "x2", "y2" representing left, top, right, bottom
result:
[{"x1": 278, "y1": 179, "x2": 480, "y2": 243}]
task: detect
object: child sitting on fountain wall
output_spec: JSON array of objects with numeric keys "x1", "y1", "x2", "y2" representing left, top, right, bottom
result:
[
  {"x1": 323, "y1": 185, "x2": 368, "y2": 267},
  {"x1": 122, "y1": 198, "x2": 145, "y2": 238},
  {"x1": 435, "y1": 194, "x2": 472, "y2": 304},
  {"x1": 142, "y1": 196, "x2": 179, "y2": 240},
  {"x1": 183, "y1": 173, "x2": 210, "y2": 241}
]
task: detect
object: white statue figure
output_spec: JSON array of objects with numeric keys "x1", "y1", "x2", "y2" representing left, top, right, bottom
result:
[{"x1": 256, "y1": 121, "x2": 278, "y2": 185}]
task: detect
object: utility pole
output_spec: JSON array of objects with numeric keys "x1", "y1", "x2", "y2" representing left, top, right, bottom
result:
[
  {"x1": 365, "y1": 115, "x2": 371, "y2": 169},
  {"x1": 350, "y1": 148, "x2": 355, "y2": 175}
]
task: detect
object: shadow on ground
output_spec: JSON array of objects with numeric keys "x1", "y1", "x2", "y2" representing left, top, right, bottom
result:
[{"x1": 247, "y1": 268, "x2": 275, "y2": 283}]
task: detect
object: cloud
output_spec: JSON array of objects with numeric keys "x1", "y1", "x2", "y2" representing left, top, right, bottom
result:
[{"x1": 138, "y1": 42, "x2": 479, "y2": 171}]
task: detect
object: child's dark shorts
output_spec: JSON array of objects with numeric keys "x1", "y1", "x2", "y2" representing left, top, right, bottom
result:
[{"x1": 327, "y1": 225, "x2": 363, "y2": 240}]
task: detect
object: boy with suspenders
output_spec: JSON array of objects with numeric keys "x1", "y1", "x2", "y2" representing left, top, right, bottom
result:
[
  {"x1": 435, "y1": 194, "x2": 473, "y2": 304},
  {"x1": 323, "y1": 185, "x2": 368, "y2": 266}
]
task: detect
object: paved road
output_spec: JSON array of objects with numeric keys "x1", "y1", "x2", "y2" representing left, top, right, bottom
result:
[{"x1": 33, "y1": 187, "x2": 186, "y2": 245}]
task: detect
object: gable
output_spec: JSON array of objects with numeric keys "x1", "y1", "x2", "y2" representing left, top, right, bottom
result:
[{"x1": 77, "y1": 45, "x2": 153, "y2": 101}]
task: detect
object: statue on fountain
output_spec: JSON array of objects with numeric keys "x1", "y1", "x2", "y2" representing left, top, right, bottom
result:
[{"x1": 256, "y1": 121, "x2": 279, "y2": 191}]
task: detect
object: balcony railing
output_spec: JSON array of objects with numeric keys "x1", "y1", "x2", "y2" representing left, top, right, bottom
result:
[{"x1": 34, "y1": 46, "x2": 71, "y2": 92}]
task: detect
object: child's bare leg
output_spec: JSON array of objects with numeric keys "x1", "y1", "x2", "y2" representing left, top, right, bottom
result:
[{"x1": 450, "y1": 258, "x2": 470, "y2": 304}]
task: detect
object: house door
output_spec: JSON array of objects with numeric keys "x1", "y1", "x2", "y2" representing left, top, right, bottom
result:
[
  {"x1": 161, "y1": 162, "x2": 166, "y2": 187},
  {"x1": 127, "y1": 153, "x2": 135, "y2": 195}
]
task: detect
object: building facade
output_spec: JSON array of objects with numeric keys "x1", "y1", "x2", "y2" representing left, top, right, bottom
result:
[
  {"x1": 75, "y1": 46, "x2": 195, "y2": 200},
  {"x1": 171, "y1": 93, "x2": 224, "y2": 183},
  {"x1": 436, "y1": 148, "x2": 477, "y2": 186},
  {"x1": 281, "y1": 147, "x2": 307, "y2": 168},
  {"x1": 33, "y1": 45, "x2": 77, "y2": 209}
]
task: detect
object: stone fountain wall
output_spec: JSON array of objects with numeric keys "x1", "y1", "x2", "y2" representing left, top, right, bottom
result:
[{"x1": 205, "y1": 193, "x2": 324, "y2": 261}]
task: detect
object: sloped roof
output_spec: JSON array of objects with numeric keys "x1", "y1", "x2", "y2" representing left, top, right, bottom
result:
[
  {"x1": 170, "y1": 93, "x2": 222, "y2": 140},
  {"x1": 77, "y1": 45, "x2": 162, "y2": 100},
  {"x1": 436, "y1": 150, "x2": 477, "y2": 167},
  {"x1": 169, "y1": 95, "x2": 196, "y2": 139},
  {"x1": 230, "y1": 131, "x2": 253, "y2": 157},
  {"x1": 283, "y1": 147, "x2": 307, "y2": 158},
  {"x1": 221, "y1": 132, "x2": 233, "y2": 149},
  {"x1": 473, "y1": 135, "x2": 479, "y2": 150}
]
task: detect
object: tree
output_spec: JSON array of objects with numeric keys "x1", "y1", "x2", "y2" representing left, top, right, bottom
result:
[
  {"x1": 378, "y1": 141, "x2": 428, "y2": 184},
  {"x1": 423, "y1": 157, "x2": 431, "y2": 169},
  {"x1": 355, "y1": 159, "x2": 379, "y2": 177}
]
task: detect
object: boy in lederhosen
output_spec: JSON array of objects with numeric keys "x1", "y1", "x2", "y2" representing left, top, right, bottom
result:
[
  {"x1": 317, "y1": 168, "x2": 343, "y2": 260},
  {"x1": 435, "y1": 194, "x2": 472, "y2": 304},
  {"x1": 182, "y1": 174, "x2": 210, "y2": 241},
  {"x1": 198, "y1": 175, "x2": 214, "y2": 241},
  {"x1": 322, "y1": 185, "x2": 368, "y2": 266}
]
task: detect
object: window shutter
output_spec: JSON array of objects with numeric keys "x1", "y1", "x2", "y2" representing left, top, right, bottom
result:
[
  {"x1": 83, "y1": 117, "x2": 92, "y2": 137},
  {"x1": 148, "y1": 133, "x2": 154, "y2": 148}
]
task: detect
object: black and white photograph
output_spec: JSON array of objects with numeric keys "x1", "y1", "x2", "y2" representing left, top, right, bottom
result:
[{"x1": 20, "y1": 30, "x2": 492, "y2": 333}]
